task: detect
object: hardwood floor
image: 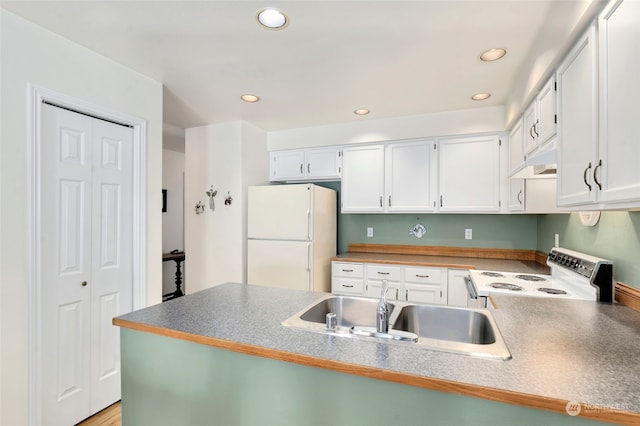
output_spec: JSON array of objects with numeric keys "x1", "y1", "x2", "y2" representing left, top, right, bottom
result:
[{"x1": 77, "y1": 401, "x2": 121, "y2": 426}]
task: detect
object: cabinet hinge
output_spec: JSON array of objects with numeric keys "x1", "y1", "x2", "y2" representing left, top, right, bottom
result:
[
  {"x1": 499, "y1": 200, "x2": 502, "y2": 207},
  {"x1": 433, "y1": 144, "x2": 437, "y2": 150},
  {"x1": 338, "y1": 151, "x2": 342, "y2": 157},
  {"x1": 499, "y1": 139, "x2": 502, "y2": 146},
  {"x1": 338, "y1": 167, "x2": 341, "y2": 173}
]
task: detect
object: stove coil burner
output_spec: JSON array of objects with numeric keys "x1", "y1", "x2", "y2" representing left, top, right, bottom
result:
[
  {"x1": 481, "y1": 272, "x2": 505, "y2": 278},
  {"x1": 489, "y1": 283, "x2": 524, "y2": 291},
  {"x1": 515, "y1": 274, "x2": 547, "y2": 282},
  {"x1": 537, "y1": 287, "x2": 568, "y2": 295}
]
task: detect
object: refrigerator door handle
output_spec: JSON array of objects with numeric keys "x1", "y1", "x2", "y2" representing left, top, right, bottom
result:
[
  {"x1": 307, "y1": 243, "x2": 312, "y2": 290},
  {"x1": 307, "y1": 210, "x2": 311, "y2": 240}
]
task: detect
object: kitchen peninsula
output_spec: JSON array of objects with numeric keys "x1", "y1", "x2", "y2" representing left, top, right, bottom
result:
[{"x1": 114, "y1": 283, "x2": 640, "y2": 425}]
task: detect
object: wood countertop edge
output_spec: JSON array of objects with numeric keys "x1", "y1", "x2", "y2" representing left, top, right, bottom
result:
[
  {"x1": 332, "y1": 257, "x2": 478, "y2": 269},
  {"x1": 113, "y1": 317, "x2": 638, "y2": 424}
]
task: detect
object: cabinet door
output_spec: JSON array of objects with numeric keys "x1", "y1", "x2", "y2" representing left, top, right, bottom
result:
[
  {"x1": 509, "y1": 118, "x2": 525, "y2": 173},
  {"x1": 305, "y1": 147, "x2": 342, "y2": 180},
  {"x1": 405, "y1": 284, "x2": 443, "y2": 305},
  {"x1": 537, "y1": 77, "x2": 557, "y2": 145},
  {"x1": 365, "y1": 281, "x2": 402, "y2": 301},
  {"x1": 557, "y1": 25, "x2": 599, "y2": 207},
  {"x1": 598, "y1": 0, "x2": 640, "y2": 204},
  {"x1": 508, "y1": 179, "x2": 525, "y2": 212},
  {"x1": 438, "y1": 136, "x2": 501, "y2": 212},
  {"x1": 385, "y1": 141, "x2": 435, "y2": 212},
  {"x1": 447, "y1": 269, "x2": 471, "y2": 307},
  {"x1": 341, "y1": 145, "x2": 385, "y2": 212},
  {"x1": 523, "y1": 102, "x2": 538, "y2": 155},
  {"x1": 270, "y1": 151, "x2": 304, "y2": 181}
]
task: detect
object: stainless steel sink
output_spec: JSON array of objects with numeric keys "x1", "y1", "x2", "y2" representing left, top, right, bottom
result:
[
  {"x1": 282, "y1": 295, "x2": 511, "y2": 360},
  {"x1": 392, "y1": 304, "x2": 511, "y2": 360}
]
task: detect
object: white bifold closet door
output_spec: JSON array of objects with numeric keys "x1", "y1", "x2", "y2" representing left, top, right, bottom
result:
[{"x1": 41, "y1": 103, "x2": 133, "y2": 425}]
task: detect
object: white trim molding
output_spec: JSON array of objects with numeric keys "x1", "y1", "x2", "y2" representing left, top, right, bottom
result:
[{"x1": 26, "y1": 84, "x2": 147, "y2": 425}]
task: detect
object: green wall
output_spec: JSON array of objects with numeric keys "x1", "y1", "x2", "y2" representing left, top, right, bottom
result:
[
  {"x1": 538, "y1": 211, "x2": 640, "y2": 287},
  {"x1": 318, "y1": 182, "x2": 640, "y2": 288}
]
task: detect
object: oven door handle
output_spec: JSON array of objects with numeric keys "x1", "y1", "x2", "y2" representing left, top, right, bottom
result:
[{"x1": 464, "y1": 276, "x2": 478, "y2": 299}]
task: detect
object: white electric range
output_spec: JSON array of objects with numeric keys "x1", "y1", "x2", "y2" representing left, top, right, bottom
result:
[{"x1": 467, "y1": 247, "x2": 614, "y2": 305}]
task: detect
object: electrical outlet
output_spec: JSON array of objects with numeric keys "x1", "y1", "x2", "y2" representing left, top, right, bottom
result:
[
  {"x1": 367, "y1": 227, "x2": 374, "y2": 238},
  {"x1": 465, "y1": 229, "x2": 472, "y2": 240},
  {"x1": 555, "y1": 233, "x2": 560, "y2": 247}
]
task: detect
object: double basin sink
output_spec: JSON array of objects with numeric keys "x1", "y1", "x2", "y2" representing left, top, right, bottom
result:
[{"x1": 282, "y1": 295, "x2": 511, "y2": 360}]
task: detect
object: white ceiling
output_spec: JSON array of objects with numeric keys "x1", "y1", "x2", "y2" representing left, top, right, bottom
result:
[{"x1": 2, "y1": 1, "x2": 592, "y2": 132}]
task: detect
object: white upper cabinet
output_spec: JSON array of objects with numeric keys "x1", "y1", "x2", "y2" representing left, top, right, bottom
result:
[
  {"x1": 342, "y1": 140, "x2": 435, "y2": 213},
  {"x1": 597, "y1": 0, "x2": 640, "y2": 205},
  {"x1": 557, "y1": 25, "x2": 599, "y2": 207},
  {"x1": 524, "y1": 76, "x2": 557, "y2": 156},
  {"x1": 508, "y1": 119, "x2": 525, "y2": 212},
  {"x1": 270, "y1": 147, "x2": 342, "y2": 181},
  {"x1": 438, "y1": 135, "x2": 501, "y2": 212},
  {"x1": 558, "y1": 0, "x2": 640, "y2": 209},
  {"x1": 385, "y1": 140, "x2": 436, "y2": 213},
  {"x1": 341, "y1": 145, "x2": 385, "y2": 212}
]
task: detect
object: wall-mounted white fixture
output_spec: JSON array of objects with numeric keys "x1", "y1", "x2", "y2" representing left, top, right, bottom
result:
[
  {"x1": 194, "y1": 201, "x2": 205, "y2": 214},
  {"x1": 224, "y1": 192, "x2": 233, "y2": 206},
  {"x1": 409, "y1": 224, "x2": 426, "y2": 238},
  {"x1": 206, "y1": 186, "x2": 218, "y2": 211}
]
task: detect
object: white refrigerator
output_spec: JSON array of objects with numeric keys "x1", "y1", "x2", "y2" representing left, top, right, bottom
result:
[{"x1": 247, "y1": 184, "x2": 337, "y2": 292}]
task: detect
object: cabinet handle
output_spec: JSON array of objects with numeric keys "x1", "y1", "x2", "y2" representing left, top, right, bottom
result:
[
  {"x1": 379, "y1": 196, "x2": 383, "y2": 207},
  {"x1": 406, "y1": 289, "x2": 409, "y2": 300},
  {"x1": 388, "y1": 195, "x2": 391, "y2": 207},
  {"x1": 341, "y1": 269, "x2": 353, "y2": 273},
  {"x1": 396, "y1": 288, "x2": 399, "y2": 300},
  {"x1": 583, "y1": 162, "x2": 592, "y2": 191},
  {"x1": 533, "y1": 120, "x2": 540, "y2": 137},
  {"x1": 517, "y1": 190, "x2": 523, "y2": 204},
  {"x1": 440, "y1": 195, "x2": 443, "y2": 207},
  {"x1": 593, "y1": 159, "x2": 602, "y2": 190},
  {"x1": 81, "y1": 280, "x2": 88, "y2": 287},
  {"x1": 342, "y1": 284, "x2": 354, "y2": 288},
  {"x1": 415, "y1": 274, "x2": 429, "y2": 278},
  {"x1": 307, "y1": 163, "x2": 311, "y2": 174},
  {"x1": 300, "y1": 164, "x2": 303, "y2": 174},
  {"x1": 377, "y1": 271, "x2": 390, "y2": 275},
  {"x1": 529, "y1": 125, "x2": 535, "y2": 140}
]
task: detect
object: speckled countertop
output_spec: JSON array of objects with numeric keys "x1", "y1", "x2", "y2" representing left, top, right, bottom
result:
[
  {"x1": 332, "y1": 252, "x2": 551, "y2": 274},
  {"x1": 115, "y1": 283, "x2": 640, "y2": 422}
]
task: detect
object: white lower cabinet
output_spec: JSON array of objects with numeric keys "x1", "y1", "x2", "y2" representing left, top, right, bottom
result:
[
  {"x1": 332, "y1": 261, "x2": 448, "y2": 305},
  {"x1": 447, "y1": 269, "x2": 472, "y2": 307},
  {"x1": 403, "y1": 266, "x2": 447, "y2": 304},
  {"x1": 364, "y1": 264, "x2": 402, "y2": 300},
  {"x1": 331, "y1": 262, "x2": 364, "y2": 295}
]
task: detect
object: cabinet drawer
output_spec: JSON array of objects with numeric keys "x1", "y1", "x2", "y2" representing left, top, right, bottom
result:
[
  {"x1": 404, "y1": 267, "x2": 444, "y2": 285},
  {"x1": 366, "y1": 264, "x2": 401, "y2": 281},
  {"x1": 332, "y1": 279, "x2": 364, "y2": 295},
  {"x1": 332, "y1": 262, "x2": 364, "y2": 278}
]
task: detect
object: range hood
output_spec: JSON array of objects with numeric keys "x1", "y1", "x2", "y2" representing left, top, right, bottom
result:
[{"x1": 509, "y1": 148, "x2": 557, "y2": 179}]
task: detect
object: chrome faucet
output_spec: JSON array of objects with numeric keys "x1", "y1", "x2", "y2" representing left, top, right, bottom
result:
[{"x1": 377, "y1": 279, "x2": 390, "y2": 333}]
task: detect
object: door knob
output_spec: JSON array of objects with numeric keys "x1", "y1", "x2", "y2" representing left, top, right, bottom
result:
[{"x1": 81, "y1": 281, "x2": 88, "y2": 287}]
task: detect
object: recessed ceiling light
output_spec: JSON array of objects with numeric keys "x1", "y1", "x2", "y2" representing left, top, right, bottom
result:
[
  {"x1": 479, "y1": 48, "x2": 507, "y2": 62},
  {"x1": 354, "y1": 109, "x2": 370, "y2": 115},
  {"x1": 471, "y1": 93, "x2": 491, "y2": 101},
  {"x1": 256, "y1": 8, "x2": 289, "y2": 30},
  {"x1": 241, "y1": 94, "x2": 260, "y2": 103}
]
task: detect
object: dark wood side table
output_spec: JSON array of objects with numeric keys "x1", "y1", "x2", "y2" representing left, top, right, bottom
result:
[{"x1": 162, "y1": 251, "x2": 185, "y2": 301}]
